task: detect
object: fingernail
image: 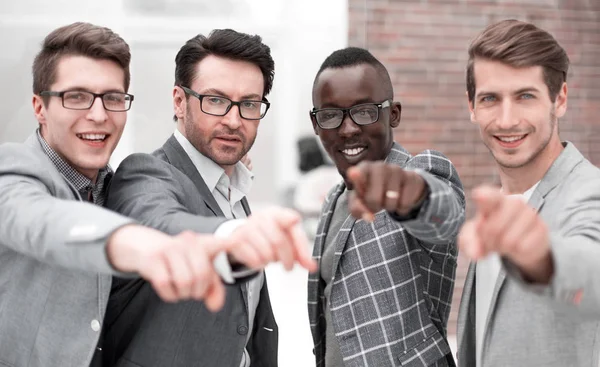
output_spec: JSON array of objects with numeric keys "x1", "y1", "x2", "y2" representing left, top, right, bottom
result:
[{"x1": 362, "y1": 213, "x2": 374, "y2": 222}]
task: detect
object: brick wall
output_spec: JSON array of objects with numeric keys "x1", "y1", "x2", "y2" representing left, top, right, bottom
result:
[{"x1": 348, "y1": 0, "x2": 600, "y2": 337}]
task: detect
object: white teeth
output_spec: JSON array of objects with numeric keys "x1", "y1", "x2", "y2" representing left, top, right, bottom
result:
[
  {"x1": 342, "y1": 147, "x2": 365, "y2": 156},
  {"x1": 498, "y1": 135, "x2": 525, "y2": 143},
  {"x1": 78, "y1": 133, "x2": 106, "y2": 141}
]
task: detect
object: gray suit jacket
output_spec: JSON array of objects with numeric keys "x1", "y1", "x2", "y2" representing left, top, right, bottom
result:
[
  {"x1": 457, "y1": 142, "x2": 600, "y2": 367},
  {"x1": 103, "y1": 135, "x2": 278, "y2": 367},
  {"x1": 308, "y1": 144, "x2": 465, "y2": 367},
  {"x1": 0, "y1": 134, "x2": 133, "y2": 367}
]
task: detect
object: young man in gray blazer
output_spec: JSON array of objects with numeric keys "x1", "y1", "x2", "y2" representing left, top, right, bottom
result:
[
  {"x1": 103, "y1": 29, "x2": 316, "y2": 367},
  {"x1": 457, "y1": 19, "x2": 600, "y2": 367},
  {"x1": 0, "y1": 22, "x2": 237, "y2": 367},
  {"x1": 307, "y1": 47, "x2": 466, "y2": 367}
]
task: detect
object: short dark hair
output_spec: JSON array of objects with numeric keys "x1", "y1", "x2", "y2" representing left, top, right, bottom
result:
[
  {"x1": 313, "y1": 47, "x2": 394, "y2": 100},
  {"x1": 32, "y1": 22, "x2": 131, "y2": 95},
  {"x1": 175, "y1": 28, "x2": 274, "y2": 96},
  {"x1": 467, "y1": 19, "x2": 569, "y2": 103}
]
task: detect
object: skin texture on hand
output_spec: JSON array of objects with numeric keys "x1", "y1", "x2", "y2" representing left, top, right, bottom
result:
[
  {"x1": 458, "y1": 185, "x2": 554, "y2": 284},
  {"x1": 346, "y1": 161, "x2": 427, "y2": 222},
  {"x1": 107, "y1": 225, "x2": 234, "y2": 311},
  {"x1": 226, "y1": 207, "x2": 317, "y2": 273}
]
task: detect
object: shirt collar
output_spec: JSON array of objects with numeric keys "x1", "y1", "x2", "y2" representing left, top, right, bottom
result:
[
  {"x1": 36, "y1": 129, "x2": 112, "y2": 204},
  {"x1": 173, "y1": 129, "x2": 253, "y2": 199}
]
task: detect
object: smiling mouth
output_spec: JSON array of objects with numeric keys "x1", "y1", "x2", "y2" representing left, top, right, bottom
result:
[
  {"x1": 77, "y1": 133, "x2": 108, "y2": 142},
  {"x1": 341, "y1": 147, "x2": 366, "y2": 156},
  {"x1": 494, "y1": 134, "x2": 527, "y2": 143}
]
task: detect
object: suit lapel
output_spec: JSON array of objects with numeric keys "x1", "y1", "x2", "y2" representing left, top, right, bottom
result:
[
  {"x1": 162, "y1": 135, "x2": 224, "y2": 217},
  {"x1": 457, "y1": 262, "x2": 477, "y2": 366},
  {"x1": 308, "y1": 183, "x2": 344, "y2": 327},
  {"x1": 330, "y1": 200, "x2": 357, "y2": 277},
  {"x1": 162, "y1": 135, "x2": 251, "y2": 313}
]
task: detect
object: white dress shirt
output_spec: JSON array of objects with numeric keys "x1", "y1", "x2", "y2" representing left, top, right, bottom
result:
[
  {"x1": 475, "y1": 182, "x2": 540, "y2": 367},
  {"x1": 174, "y1": 129, "x2": 264, "y2": 367}
]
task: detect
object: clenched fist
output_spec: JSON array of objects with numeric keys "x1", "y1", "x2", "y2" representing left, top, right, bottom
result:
[{"x1": 346, "y1": 161, "x2": 429, "y2": 221}]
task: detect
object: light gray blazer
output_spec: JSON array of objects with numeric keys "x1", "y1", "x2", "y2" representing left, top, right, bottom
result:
[
  {"x1": 0, "y1": 134, "x2": 133, "y2": 367},
  {"x1": 457, "y1": 142, "x2": 600, "y2": 367}
]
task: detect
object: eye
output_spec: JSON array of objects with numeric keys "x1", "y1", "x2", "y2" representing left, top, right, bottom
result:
[
  {"x1": 207, "y1": 97, "x2": 226, "y2": 105},
  {"x1": 241, "y1": 101, "x2": 258, "y2": 109},
  {"x1": 480, "y1": 95, "x2": 496, "y2": 103},
  {"x1": 519, "y1": 93, "x2": 535, "y2": 100},
  {"x1": 105, "y1": 94, "x2": 125, "y2": 102},
  {"x1": 65, "y1": 92, "x2": 86, "y2": 100}
]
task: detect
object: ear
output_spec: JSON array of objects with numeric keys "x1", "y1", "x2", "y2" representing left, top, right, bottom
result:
[
  {"x1": 554, "y1": 82, "x2": 568, "y2": 119},
  {"x1": 467, "y1": 91, "x2": 476, "y2": 123},
  {"x1": 173, "y1": 86, "x2": 186, "y2": 122},
  {"x1": 390, "y1": 101, "x2": 401, "y2": 128},
  {"x1": 33, "y1": 94, "x2": 47, "y2": 125},
  {"x1": 309, "y1": 111, "x2": 319, "y2": 135}
]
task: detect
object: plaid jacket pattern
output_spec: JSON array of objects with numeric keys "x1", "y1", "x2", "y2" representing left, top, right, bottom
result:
[{"x1": 307, "y1": 143, "x2": 465, "y2": 367}]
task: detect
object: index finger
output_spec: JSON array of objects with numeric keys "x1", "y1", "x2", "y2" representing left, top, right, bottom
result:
[
  {"x1": 472, "y1": 185, "x2": 504, "y2": 217},
  {"x1": 346, "y1": 164, "x2": 369, "y2": 195},
  {"x1": 197, "y1": 234, "x2": 237, "y2": 259},
  {"x1": 288, "y1": 223, "x2": 317, "y2": 272}
]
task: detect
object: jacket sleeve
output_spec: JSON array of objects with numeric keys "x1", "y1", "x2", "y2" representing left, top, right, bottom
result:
[
  {"x1": 0, "y1": 144, "x2": 134, "y2": 274},
  {"x1": 503, "y1": 172, "x2": 600, "y2": 317},
  {"x1": 392, "y1": 149, "x2": 466, "y2": 246}
]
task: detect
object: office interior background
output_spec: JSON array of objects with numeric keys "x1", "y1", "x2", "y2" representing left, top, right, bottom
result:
[{"x1": 1, "y1": 0, "x2": 598, "y2": 366}]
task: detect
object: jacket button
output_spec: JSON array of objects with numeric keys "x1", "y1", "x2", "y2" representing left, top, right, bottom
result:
[
  {"x1": 91, "y1": 319, "x2": 101, "y2": 332},
  {"x1": 237, "y1": 325, "x2": 248, "y2": 335}
]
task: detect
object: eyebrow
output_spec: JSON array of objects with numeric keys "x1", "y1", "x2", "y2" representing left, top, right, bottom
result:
[
  {"x1": 200, "y1": 88, "x2": 262, "y2": 100},
  {"x1": 61, "y1": 86, "x2": 125, "y2": 93},
  {"x1": 320, "y1": 98, "x2": 376, "y2": 109}
]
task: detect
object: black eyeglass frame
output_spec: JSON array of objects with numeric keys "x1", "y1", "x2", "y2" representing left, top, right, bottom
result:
[
  {"x1": 39, "y1": 90, "x2": 134, "y2": 112},
  {"x1": 179, "y1": 85, "x2": 270, "y2": 120},
  {"x1": 310, "y1": 99, "x2": 392, "y2": 130}
]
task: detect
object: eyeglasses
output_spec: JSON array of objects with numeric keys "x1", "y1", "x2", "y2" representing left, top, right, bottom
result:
[
  {"x1": 310, "y1": 100, "x2": 391, "y2": 129},
  {"x1": 179, "y1": 86, "x2": 270, "y2": 120},
  {"x1": 40, "y1": 90, "x2": 134, "y2": 112}
]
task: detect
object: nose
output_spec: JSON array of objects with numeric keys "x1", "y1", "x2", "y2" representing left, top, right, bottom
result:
[
  {"x1": 86, "y1": 97, "x2": 108, "y2": 124},
  {"x1": 222, "y1": 104, "x2": 242, "y2": 130},
  {"x1": 497, "y1": 100, "x2": 520, "y2": 130},
  {"x1": 338, "y1": 112, "x2": 361, "y2": 138}
]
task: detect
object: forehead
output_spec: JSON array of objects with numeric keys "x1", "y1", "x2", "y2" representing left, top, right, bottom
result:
[
  {"x1": 473, "y1": 58, "x2": 546, "y2": 94},
  {"x1": 191, "y1": 55, "x2": 264, "y2": 97},
  {"x1": 313, "y1": 64, "x2": 385, "y2": 108},
  {"x1": 52, "y1": 55, "x2": 125, "y2": 92}
]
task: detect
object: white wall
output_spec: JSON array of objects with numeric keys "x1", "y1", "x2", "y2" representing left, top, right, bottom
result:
[{"x1": 0, "y1": 1, "x2": 347, "y2": 365}]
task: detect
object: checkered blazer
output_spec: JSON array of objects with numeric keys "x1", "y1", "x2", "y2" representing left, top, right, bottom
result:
[{"x1": 307, "y1": 143, "x2": 465, "y2": 367}]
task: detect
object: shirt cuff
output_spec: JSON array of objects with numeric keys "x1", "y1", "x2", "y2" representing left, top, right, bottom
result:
[
  {"x1": 213, "y1": 219, "x2": 246, "y2": 284},
  {"x1": 213, "y1": 219, "x2": 260, "y2": 284}
]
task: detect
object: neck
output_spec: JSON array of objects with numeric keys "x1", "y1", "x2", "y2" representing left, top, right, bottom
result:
[
  {"x1": 223, "y1": 164, "x2": 235, "y2": 177},
  {"x1": 40, "y1": 127, "x2": 99, "y2": 183},
  {"x1": 498, "y1": 139, "x2": 563, "y2": 194}
]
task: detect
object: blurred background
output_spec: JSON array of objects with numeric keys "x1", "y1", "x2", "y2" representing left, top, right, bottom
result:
[{"x1": 1, "y1": 0, "x2": 598, "y2": 366}]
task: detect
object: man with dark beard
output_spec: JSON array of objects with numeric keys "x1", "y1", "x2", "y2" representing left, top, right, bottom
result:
[{"x1": 102, "y1": 29, "x2": 316, "y2": 367}]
